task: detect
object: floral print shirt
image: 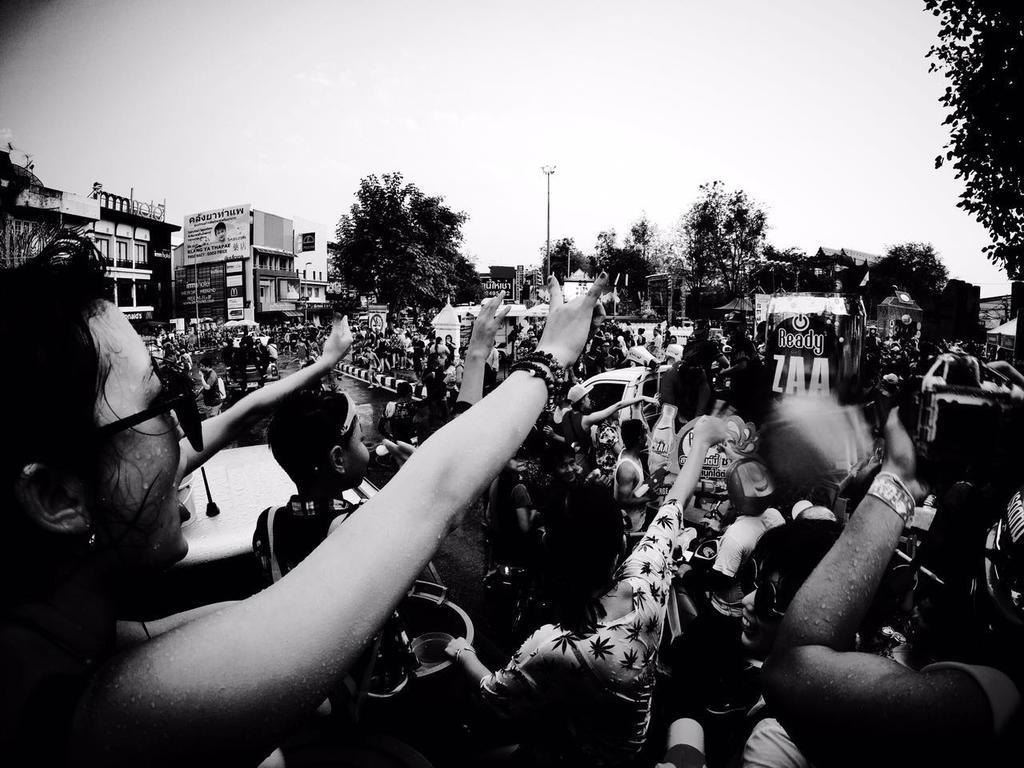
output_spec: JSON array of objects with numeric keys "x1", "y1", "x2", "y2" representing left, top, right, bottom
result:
[{"x1": 479, "y1": 500, "x2": 685, "y2": 766}]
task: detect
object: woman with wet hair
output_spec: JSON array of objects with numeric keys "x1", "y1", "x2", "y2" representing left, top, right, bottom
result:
[{"x1": 0, "y1": 232, "x2": 608, "y2": 767}]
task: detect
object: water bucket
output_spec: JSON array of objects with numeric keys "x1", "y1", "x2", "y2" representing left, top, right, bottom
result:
[
  {"x1": 410, "y1": 632, "x2": 454, "y2": 672},
  {"x1": 402, "y1": 581, "x2": 474, "y2": 682}
]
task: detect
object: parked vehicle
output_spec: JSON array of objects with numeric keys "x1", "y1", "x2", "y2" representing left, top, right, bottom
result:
[{"x1": 579, "y1": 364, "x2": 671, "y2": 427}]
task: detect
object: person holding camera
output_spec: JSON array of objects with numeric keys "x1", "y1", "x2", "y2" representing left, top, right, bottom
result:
[{"x1": 763, "y1": 409, "x2": 1022, "y2": 767}]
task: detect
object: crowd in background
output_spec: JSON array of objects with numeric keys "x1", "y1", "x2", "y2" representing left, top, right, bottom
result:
[{"x1": 3, "y1": 234, "x2": 1022, "y2": 768}]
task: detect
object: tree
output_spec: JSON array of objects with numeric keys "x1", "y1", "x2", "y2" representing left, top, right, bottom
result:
[
  {"x1": 679, "y1": 181, "x2": 768, "y2": 297},
  {"x1": 541, "y1": 237, "x2": 589, "y2": 281},
  {"x1": 869, "y1": 242, "x2": 949, "y2": 310},
  {"x1": 590, "y1": 223, "x2": 660, "y2": 312},
  {"x1": 926, "y1": 2, "x2": 1024, "y2": 276},
  {"x1": 0, "y1": 217, "x2": 66, "y2": 269},
  {"x1": 332, "y1": 173, "x2": 480, "y2": 310}
]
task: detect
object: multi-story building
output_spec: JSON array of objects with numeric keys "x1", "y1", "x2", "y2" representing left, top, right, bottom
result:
[
  {"x1": 174, "y1": 207, "x2": 330, "y2": 326},
  {"x1": 1, "y1": 149, "x2": 100, "y2": 268},
  {"x1": 86, "y1": 183, "x2": 179, "y2": 322},
  {"x1": 1, "y1": 151, "x2": 178, "y2": 322}
]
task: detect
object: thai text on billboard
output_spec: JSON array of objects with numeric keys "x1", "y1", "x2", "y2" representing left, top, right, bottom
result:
[{"x1": 184, "y1": 205, "x2": 251, "y2": 261}]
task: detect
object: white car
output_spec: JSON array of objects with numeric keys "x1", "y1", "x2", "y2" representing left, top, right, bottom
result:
[{"x1": 579, "y1": 364, "x2": 671, "y2": 427}]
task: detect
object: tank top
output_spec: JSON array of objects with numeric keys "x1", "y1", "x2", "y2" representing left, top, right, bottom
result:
[{"x1": 614, "y1": 453, "x2": 646, "y2": 533}]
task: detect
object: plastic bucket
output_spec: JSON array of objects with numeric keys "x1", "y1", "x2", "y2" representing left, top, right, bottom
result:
[
  {"x1": 401, "y1": 581, "x2": 474, "y2": 681},
  {"x1": 410, "y1": 632, "x2": 454, "y2": 672}
]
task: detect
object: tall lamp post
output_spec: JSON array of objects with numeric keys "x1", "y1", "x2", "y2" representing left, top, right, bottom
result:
[
  {"x1": 541, "y1": 165, "x2": 556, "y2": 279},
  {"x1": 302, "y1": 261, "x2": 314, "y2": 325}
]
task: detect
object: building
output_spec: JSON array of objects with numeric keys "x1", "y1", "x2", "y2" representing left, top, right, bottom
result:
[
  {"x1": 174, "y1": 207, "x2": 329, "y2": 326},
  {"x1": 86, "y1": 183, "x2": 179, "y2": 322},
  {"x1": 292, "y1": 216, "x2": 330, "y2": 322},
  {"x1": 1, "y1": 149, "x2": 100, "y2": 268},
  {"x1": 1, "y1": 151, "x2": 179, "y2": 323},
  {"x1": 562, "y1": 268, "x2": 593, "y2": 301},
  {"x1": 876, "y1": 290, "x2": 922, "y2": 340}
]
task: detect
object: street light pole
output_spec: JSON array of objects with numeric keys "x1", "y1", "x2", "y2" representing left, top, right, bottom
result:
[
  {"x1": 541, "y1": 165, "x2": 556, "y2": 279},
  {"x1": 303, "y1": 261, "x2": 314, "y2": 325}
]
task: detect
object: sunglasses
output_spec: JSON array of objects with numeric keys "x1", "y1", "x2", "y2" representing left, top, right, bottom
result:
[
  {"x1": 337, "y1": 392, "x2": 359, "y2": 444},
  {"x1": 96, "y1": 356, "x2": 204, "y2": 452}
]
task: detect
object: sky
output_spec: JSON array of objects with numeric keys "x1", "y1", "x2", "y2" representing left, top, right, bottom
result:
[{"x1": 0, "y1": 0, "x2": 1013, "y2": 295}]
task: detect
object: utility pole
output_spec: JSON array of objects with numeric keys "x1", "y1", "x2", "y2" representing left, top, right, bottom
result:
[{"x1": 541, "y1": 165, "x2": 556, "y2": 279}]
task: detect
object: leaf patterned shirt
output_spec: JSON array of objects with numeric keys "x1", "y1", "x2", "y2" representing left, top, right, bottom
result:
[{"x1": 479, "y1": 500, "x2": 685, "y2": 766}]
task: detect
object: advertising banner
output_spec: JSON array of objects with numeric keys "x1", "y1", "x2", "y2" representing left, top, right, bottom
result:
[
  {"x1": 754, "y1": 293, "x2": 771, "y2": 329},
  {"x1": 666, "y1": 415, "x2": 760, "y2": 526},
  {"x1": 765, "y1": 294, "x2": 865, "y2": 402},
  {"x1": 184, "y1": 205, "x2": 251, "y2": 261},
  {"x1": 368, "y1": 304, "x2": 388, "y2": 334}
]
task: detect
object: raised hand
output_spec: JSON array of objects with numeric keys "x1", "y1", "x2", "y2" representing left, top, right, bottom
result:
[
  {"x1": 381, "y1": 438, "x2": 416, "y2": 467},
  {"x1": 881, "y1": 408, "x2": 927, "y2": 502},
  {"x1": 468, "y1": 292, "x2": 511, "y2": 357},
  {"x1": 536, "y1": 273, "x2": 609, "y2": 367},
  {"x1": 692, "y1": 415, "x2": 730, "y2": 446},
  {"x1": 321, "y1": 314, "x2": 353, "y2": 364}
]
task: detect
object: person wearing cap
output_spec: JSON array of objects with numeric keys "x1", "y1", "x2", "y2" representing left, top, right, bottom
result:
[{"x1": 555, "y1": 384, "x2": 651, "y2": 473}]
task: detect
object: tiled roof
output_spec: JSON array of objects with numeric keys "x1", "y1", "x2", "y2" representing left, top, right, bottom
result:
[{"x1": 818, "y1": 247, "x2": 884, "y2": 266}]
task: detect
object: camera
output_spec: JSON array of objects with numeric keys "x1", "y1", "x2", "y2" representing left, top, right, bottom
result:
[{"x1": 899, "y1": 353, "x2": 1024, "y2": 466}]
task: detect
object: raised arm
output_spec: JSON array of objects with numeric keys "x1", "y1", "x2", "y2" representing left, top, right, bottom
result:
[
  {"x1": 763, "y1": 410, "x2": 997, "y2": 767},
  {"x1": 582, "y1": 395, "x2": 653, "y2": 429},
  {"x1": 456, "y1": 293, "x2": 510, "y2": 409},
  {"x1": 74, "y1": 274, "x2": 608, "y2": 767},
  {"x1": 178, "y1": 315, "x2": 353, "y2": 476}
]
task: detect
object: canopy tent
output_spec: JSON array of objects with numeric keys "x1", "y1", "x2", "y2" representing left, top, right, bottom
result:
[
  {"x1": 431, "y1": 302, "x2": 461, "y2": 351},
  {"x1": 987, "y1": 317, "x2": 1017, "y2": 351},
  {"x1": 714, "y1": 297, "x2": 753, "y2": 313},
  {"x1": 222, "y1": 319, "x2": 260, "y2": 329},
  {"x1": 452, "y1": 303, "x2": 530, "y2": 319}
]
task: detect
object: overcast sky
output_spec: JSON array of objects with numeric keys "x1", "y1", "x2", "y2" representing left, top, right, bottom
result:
[{"x1": 0, "y1": 0, "x2": 1011, "y2": 294}]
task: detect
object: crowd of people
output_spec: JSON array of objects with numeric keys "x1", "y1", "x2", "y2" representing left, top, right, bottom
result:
[{"x1": 2, "y1": 232, "x2": 1022, "y2": 768}]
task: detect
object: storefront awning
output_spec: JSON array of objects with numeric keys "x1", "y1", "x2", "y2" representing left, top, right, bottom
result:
[{"x1": 258, "y1": 309, "x2": 305, "y2": 319}]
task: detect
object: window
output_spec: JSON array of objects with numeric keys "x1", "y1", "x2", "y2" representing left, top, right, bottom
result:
[
  {"x1": 95, "y1": 238, "x2": 109, "y2": 259},
  {"x1": 134, "y1": 242, "x2": 147, "y2": 267},
  {"x1": 115, "y1": 278, "x2": 135, "y2": 307},
  {"x1": 116, "y1": 240, "x2": 130, "y2": 268},
  {"x1": 640, "y1": 375, "x2": 662, "y2": 425},
  {"x1": 586, "y1": 382, "x2": 626, "y2": 413}
]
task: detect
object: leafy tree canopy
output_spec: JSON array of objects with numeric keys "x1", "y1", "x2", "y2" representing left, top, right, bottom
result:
[
  {"x1": 926, "y1": 1, "x2": 1024, "y2": 276},
  {"x1": 541, "y1": 237, "x2": 589, "y2": 281},
  {"x1": 332, "y1": 172, "x2": 480, "y2": 310},
  {"x1": 679, "y1": 181, "x2": 768, "y2": 296},
  {"x1": 869, "y1": 242, "x2": 949, "y2": 308}
]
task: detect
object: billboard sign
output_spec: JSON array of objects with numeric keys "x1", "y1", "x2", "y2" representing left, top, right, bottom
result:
[
  {"x1": 765, "y1": 294, "x2": 865, "y2": 402},
  {"x1": 184, "y1": 205, "x2": 250, "y2": 261},
  {"x1": 300, "y1": 232, "x2": 316, "y2": 252}
]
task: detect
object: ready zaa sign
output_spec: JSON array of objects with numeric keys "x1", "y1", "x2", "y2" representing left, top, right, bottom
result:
[
  {"x1": 764, "y1": 294, "x2": 865, "y2": 401},
  {"x1": 769, "y1": 313, "x2": 833, "y2": 396}
]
